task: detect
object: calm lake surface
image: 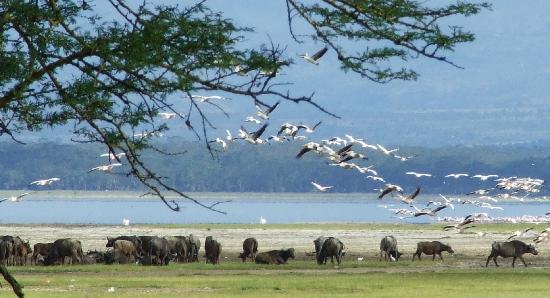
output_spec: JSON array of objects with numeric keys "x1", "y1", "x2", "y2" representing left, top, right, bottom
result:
[{"x1": 1, "y1": 192, "x2": 549, "y2": 224}]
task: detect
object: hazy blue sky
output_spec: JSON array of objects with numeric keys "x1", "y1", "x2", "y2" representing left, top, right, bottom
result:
[{"x1": 31, "y1": 1, "x2": 550, "y2": 146}]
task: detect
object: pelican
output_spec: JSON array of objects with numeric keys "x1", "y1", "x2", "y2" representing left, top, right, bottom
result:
[
  {"x1": 122, "y1": 218, "x2": 130, "y2": 226},
  {"x1": 414, "y1": 205, "x2": 447, "y2": 217},
  {"x1": 311, "y1": 181, "x2": 333, "y2": 192},
  {"x1": 296, "y1": 121, "x2": 322, "y2": 133},
  {"x1": 158, "y1": 112, "x2": 176, "y2": 120},
  {"x1": 398, "y1": 187, "x2": 421, "y2": 205},
  {"x1": 267, "y1": 135, "x2": 290, "y2": 143},
  {"x1": 238, "y1": 123, "x2": 268, "y2": 144},
  {"x1": 190, "y1": 95, "x2": 227, "y2": 102},
  {"x1": 366, "y1": 175, "x2": 385, "y2": 182},
  {"x1": 244, "y1": 116, "x2": 262, "y2": 124},
  {"x1": 445, "y1": 173, "x2": 469, "y2": 179},
  {"x1": 507, "y1": 227, "x2": 534, "y2": 240},
  {"x1": 256, "y1": 101, "x2": 280, "y2": 120},
  {"x1": 0, "y1": 192, "x2": 35, "y2": 203},
  {"x1": 345, "y1": 135, "x2": 378, "y2": 150},
  {"x1": 378, "y1": 184, "x2": 404, "y2": 199},
  {"x1": 107, "y1": 287, "x2": 116, "y2": 293},
  {"x1": 472, "y1": 174, "x2": 499, "y2": 181},
  {"x1": 100, "y1": 152, "x2": 126, "y2": 160},
  {"x1": 209, "y1": 138, "x2": 228, "y2": 151},
  {"x1": 30, "y1": 177, "x2": 60, "y2": 186},
  {"x1": 405, "y1": 171, "x2": 432, "y2": 178},
  {"x1": 377, "y1": 144, "x2": 399, "y2": 156},
  {"x1": 296, "y1": 142, "x2": 321, "y2": 159},
  {"x1": 88, "y1": 163, "x2": 122, "y2": 173},
  {"x1": 299, "y1": 46, "x2": 328, "y2": 65},
  {"x1": 259, "y1": 216, "x2": 267, "y2": 224}
]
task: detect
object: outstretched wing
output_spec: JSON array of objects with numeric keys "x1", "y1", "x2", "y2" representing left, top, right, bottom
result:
[
  {"x1": 408, "y1": 187, "x2": 421, "y2": 201},
  {"x1": 311, "y1": 47, "x2": 328, "y2": 61}
]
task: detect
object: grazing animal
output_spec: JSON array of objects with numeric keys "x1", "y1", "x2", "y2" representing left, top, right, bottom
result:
[
  {"x1": 13, "y1": 237, "x2": 32, "y2": 266},
  {"x1": 379, "y1": 236, "x2": 402, "y2": 261},
  {"x1": 44, "y1": 238, "x2": 83, "y2": 265},
  {"x1": 113, "y1": 240, "x2": 139, "y2": 264},
  {"x1": 106, "y1": 236, "x2": 142, "y2": 255},
  {"x1": 239, "y1": 238, "x2": 258, "y2": 262},
  {"x1": 0, "y1": 240, "x2": 13, "y2": 266},
  {"x1": 485, "y1": 240, "x2": 538, "y2": 267},
  {"x1": 187, "y1": 234, "x2": 201, "y2": 262},
  {"x1": 32, "y1": 242, "x2": 53, "y2": 265},
  {"x1": 317, "y1": 237, "x2": 344, "y2": 265},
  {"x1": 314, "y1": 237, "x2": 328, "y2": 259},
  {"x1": 412, "y1": 241, "x2": 454, "y2": 261},
  {"x1": 137, "y1": 236, "x2": 156, "y2": 257},
  {"x1": 255, "y1": 248, "x2": 295, "y2": 264},
  {"x1": 148, "y1": 237, "x2": 171, "y2": 265},
  {"x1": 204, "y1": 236, "x2": 222, "y2": 265}
]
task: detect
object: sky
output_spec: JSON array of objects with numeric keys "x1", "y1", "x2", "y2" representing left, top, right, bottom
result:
[{"x1": 24, "y1": 1, "x2": 550, "y2": 147}]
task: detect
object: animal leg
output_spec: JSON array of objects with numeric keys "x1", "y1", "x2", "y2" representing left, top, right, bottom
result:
[
  {"x1": 439, "y1": 253, "x2": 444, "y2": 261},
  {"x1": 519, "y1": 256, "x2": 527, "y2": 267},
  {"x1": 432, "y1": 254, "x2": 436, "y2": 261},
  {"x1": 485, "y1": 255, "x2": 492, "y2": 267},
  {"x1": 493, "y1": 256, "x2": 499, "y2": 267}
]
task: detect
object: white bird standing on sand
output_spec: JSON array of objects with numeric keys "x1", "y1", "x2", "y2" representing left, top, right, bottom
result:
[
  {"x1": 311, "y1": 181, "x2": 333, "y2": 192},
  {"x1": 30, "y1": 177, "x2": 60, "y2": 186},
  {"x1": 259, "y1": 216, "x2": 267, "y2": 224},
  {"x1": 122, "y1": 218, "x2": 130, "y2": 226},
  {"x1": 299, "y1": 47, "x2": 328, "y2": 65},
  {"x1": 405, "y1": 171, "x2": 432, "y2": 178},
  {"x1": 0, "y1": 192, "x2": 34, "y2": 203},
  {"x1": 88, "y1": 163, "x2": 122, "y2": 173}
]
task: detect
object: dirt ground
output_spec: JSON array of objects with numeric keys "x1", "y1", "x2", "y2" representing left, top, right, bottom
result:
[{"x1": 1, "y1": 224, "x2": 543, "y2": 260}]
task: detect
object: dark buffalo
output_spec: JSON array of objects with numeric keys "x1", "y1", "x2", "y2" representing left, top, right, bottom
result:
[
  {"x1": 255, "y1": 248, "x2": 295, "y2": 265},
  {"x1": 379, "y1": 235, "x2": 402, "y2": 261},
  {"x1": 137, "y1": 236, "x2": 156, "y2": 257},
  {"x1": 314, "y1": 236, "x2": 327, "y2": 259},
  {"x1": 114, "y1": 239, "x2": 139, "y2": 264},
  {"x1": 32, "y1": 243, "x2": 53, "y2": 265},
  {"x1": 239, "y1": 238, "x2": 258, "y2": 262},
  {"x1": 0, "y1": 240, "x2": 13, "y2": 266},
  {"x1": 164, "y1": 236, "x2": 188, "y2": 263},
  {"x1": 317, "y1": 237, "x2": 344, "y2": 265},
  {"x1": 486, "y1": 240, "x2": 539, "y2": 267},
  {"x1": 13, "y1": 237, "x2": 32, "y2": 266},
  {"x1": 44, "y1": 238, "x2": 83, "y2": 265},
  {"x1": 412, "y1": 241, "x2": 454, "y2": 261},
  {"x1": 148, "y1": 237, "x2": 170, "y2": 265},
  {"x1": 85, "y1": 250, "x2": 106, "y2": 264},
  {"x1": 204, "y1": 236, "x2": 222, "y2": 264},
  {"x1": 187, "y1": 234, "x2": 201, "y2": 262},
  {"x1": 106, "y1": 236, "x2": 142, "y2": 254}
]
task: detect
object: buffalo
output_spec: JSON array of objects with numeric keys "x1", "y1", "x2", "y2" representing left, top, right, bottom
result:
[
  {"x1": 148, "y1": 237, "x2": 171, "y2": 265},
  {"x1": 412, "y1": 241, "x2": 454, "y2": 261},
  {"x1": 314, "y1": 236, "x2": 327, "y2": 259},
  {"x1": 44, "y1": 238, "x2": 83, "y2": 265},
  {"x1": 486, "y1": 240, "x2": 538, "y2": 267},
  {"x1": 13, "y1": 237, "x2": 32, "y2": 266},
  {"x1": 0, "y1": 240, "x2": 13, "y2": 266},
  {"x1": 204, "y1": 236, "x2": 222, "y2": 264},
  {"x1": 32, "y1": 243, "x2": 53, "y2": 265},
  {"x1": 379, "y1": 235, "x2": 402, "y2": 261},
  {"x1": 137, "y1": 236, "x2": 156, "y2": 257},
  {"x1": 187, "y1": 234, "x2": 201, "y2": 262},
  {"x1": 255, "y1": 248, "x2": 295, "y2": 265},
  {"x1": 317, "y1": 237, "x2": 344, "y2": 265},
  {"x1": 113, "y1": 239, "x2": 140, "y2": 264},
  {"x1": 106, "y1": 236, "x2": 142, "y2": 254},
  {"x1": 239, "y1": 237, "x2": 258, "y2": 262}
]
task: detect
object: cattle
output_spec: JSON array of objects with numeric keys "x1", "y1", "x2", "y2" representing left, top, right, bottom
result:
[
  {"x1": 106, "y1": 236, "x2": 142, "y2": 254},
  {"x1": 317, "y1": 237, "x2": 344, "y2": 265},
  {"x1": 314, "y1": 236, "x2": 328, "y2": 259},
  {"x1": 486, "y1": 240, "x2": 539, "y2": 267},
  {"x1": 204, "y1": 236, "x2": 222, "y2": 265},
  {"x1": 32, "y1": 243, "x2": 53, "y2": 265},
  {"x1": 239, "y1": 238, "x2": 258, "y2": 262},
  {"x1": 379, "y1": 235, "x2": 402, "y2": 261},
  {"x1": 13, "y1": 237, "x2": 32, "y2": 266},
  {"x1": 0, "y1": 240, "x2": 13, "y2": 266},
  {"x1": 44, "y1": 238, "x2": 83, "y2": 265},
  {"x1": 164, "y1": 236, "x2": 188, "y2": 263},
  {"x1": 113, "y1": 240, "x2": 139, "y2": 264},
  {"x1": 255, "y1": 248, "x2": 295, "y2": 264},
  {"x1": 148, "y1": 237, "x2": 170, "y2": 265},
  {"x1": 412, "y1": 241, "x2": 454, "y2": 261},
  {"x1": 187, "y1": 234, "x2": 201, "y2": 262}
]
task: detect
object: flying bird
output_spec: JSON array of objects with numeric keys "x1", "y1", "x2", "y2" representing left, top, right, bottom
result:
[
  {"x1": 414, "y1": 205, "x2": 447, "y2": 217},
  {"x1": 398, "y1": 187, "x2": 421, "y2": 205},
  {"x1": 378, "y1": 184, "x2": 403, "y2": 199},
  {"x1": 30, "y1": 177, "x2": 60, "y2": 186},
  {"x1": 472, "y1": 174, "x2": 499, "y2": 181},
  {"x1": 88, "y1": 163, "x2": 122, "y2": 173},
  {"x1": 445, "y1": 173, "x2": 469, "y2": 179},
  {"x1": 238, "y1": 123, "x2": 268, "y2": 144},
  {"x1": 299, "y1": 47, "x2": 328, "y2": 65},
  {"x1": 158, "y1": 112, "x2": 176, "y2": 120},
  {"x1": 507, "y1": 227, "x2": 534, "y2": 240},
  {"x1": 311, "y1": 182, "x2": 333, "y2": 192},
  {"x1": 405, "y1": 172, "x2": 432, "y2": 178},
  {"x1": 256, "y1": 101, "x2": 280, "y2": 120},
  {"x1": 0, "y1": 192, "x2": 35, "y2": 203}
]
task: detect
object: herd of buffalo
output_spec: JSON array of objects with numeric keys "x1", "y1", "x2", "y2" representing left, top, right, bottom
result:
[{"x1": 0, "y1": 234, "x2": 540, "y2": 267}]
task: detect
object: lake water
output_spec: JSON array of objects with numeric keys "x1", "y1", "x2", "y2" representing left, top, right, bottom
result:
[{"x1": 1, "y1": 192, "x2": 549, "y2": 224}]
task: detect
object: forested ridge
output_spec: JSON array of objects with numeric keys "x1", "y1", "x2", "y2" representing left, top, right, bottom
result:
[{"x1": 1, "y1": 139, "x2": 549, "y2": 195}]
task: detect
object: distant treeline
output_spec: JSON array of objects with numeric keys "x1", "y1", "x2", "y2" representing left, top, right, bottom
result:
[{"x1": 1, "y1": 139, "x2": 549, "y2": 195}]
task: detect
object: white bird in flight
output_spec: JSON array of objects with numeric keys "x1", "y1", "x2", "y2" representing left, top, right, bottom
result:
[
  {"x1": 30, "y1": 177, "x2": 60, "y2": 186},
  {"x1": 158, "y1": 112, "x2": 176, "y2": 120},
  {"x1": 244, "y1": 116, "x2": 262, "y2": 124},
  {"x1": 377, "y1": 144, "x2": 399, "y2": 156},
  {"x1": 311, "y1": 181, "x2": 333, "y2": 192},
  {"x1": 406, "y1": 171, "x2": 432, "y2": 178},
  {"x1": 472, "y1": 174, "x2": 499, "y2": 181},
  {"x1": 190, "y1": 95, "x2": 227, "y2": 102},
  {"x1": 100, "y1": 152, "x2": 126, "y2": 161},
  {"x1": 299, "y1": 47, "x2": 328, "y2": 65},
  {"x1": 445, "y1": 173, "x2": 469, "y2": 179},
  {"x1": 0, "y1": 192, "x2": 35, "y2": 203},
  {"x1": 88, "y1": 163, "x2": 122, "y2": 173}
]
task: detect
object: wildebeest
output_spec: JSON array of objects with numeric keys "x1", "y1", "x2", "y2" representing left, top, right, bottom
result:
[
  {"x1": 32, "y1": 243, "x2": 53, "y2": 265},
  {"x1": 317, "y1": 237, "x2": 344, "y2": 265},
  {"x1": 44, "y1": 238, "x2": 84, "y2": 265},
  {"x1": 379, "y1": 235, "x2": 402, "y2": 261},
  {"x1": 113, "y1": 239, "x2": 140, "y2": 264},
  {"x1": 486, "y1": 240, "x2": 539, "y2": 267},
  {"x1": 187, "y1": 234, "x2": 201, "y2": 262},
  {"x1": 106, "y1": 236, "x2": 142, "y2": 254},
  {"x1": 412, "y1": 241, "x2": 454, "y2": 261},
  {"x1": 204, "y1": 236, "x2": 222, "y2": 264},
  {"x1": 255, "y1": 248, "x2": 295, "y2": 264},
  {"x1": 239, "y1": 237, "x2": 258, "y2": 262}
]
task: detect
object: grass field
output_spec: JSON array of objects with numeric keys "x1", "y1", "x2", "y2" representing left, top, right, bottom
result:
[{"x1": 5, "y1": 261, "x2": 550, "y2": 297}]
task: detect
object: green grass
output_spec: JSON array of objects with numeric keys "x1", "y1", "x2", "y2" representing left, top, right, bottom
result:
[{"x1": 5, "y1": 263, "x2": 550, "y2": 297}]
